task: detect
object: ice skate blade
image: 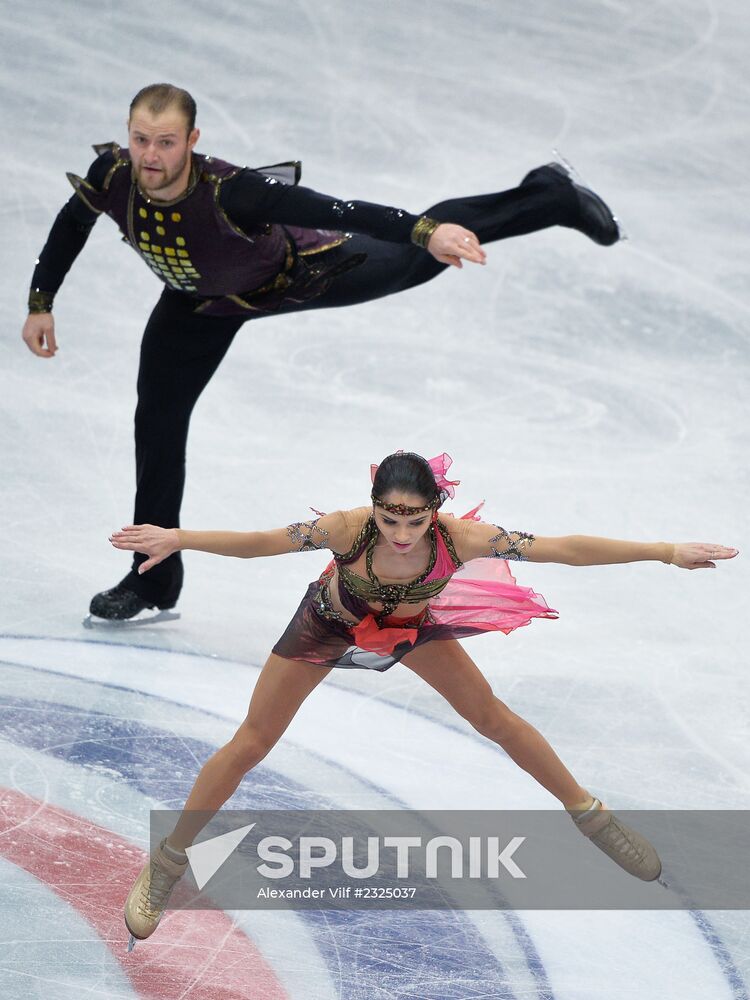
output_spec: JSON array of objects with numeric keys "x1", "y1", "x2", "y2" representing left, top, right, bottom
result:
[
  {"x1": 551, "y1": 148, "x2": 583, "y2": 184},
  {"x1": 82, "y1": 609, "x2": 181, "y2": 629},
  {"x1": 127, "y1": 934, "x2": 137, "y2": 952},
  {"x1": 551, "y1": 148, "x2": 627, "y2": 243}
]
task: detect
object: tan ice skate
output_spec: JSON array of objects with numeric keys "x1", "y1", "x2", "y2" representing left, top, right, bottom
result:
[
  {"x1": 124, "y1": 839, "x2": 189, "y2": 949},
  {"x1": 571, "y1": 797, "x2": 662, "y2": 881}
]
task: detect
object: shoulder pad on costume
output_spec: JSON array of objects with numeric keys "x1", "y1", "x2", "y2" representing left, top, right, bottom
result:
[
  {"x1": 254, "y1": 161, "x2": 302, "y2": 186},
  {"x1": 91, "y1": 141, "x2": 121, "y2": 158},
  {"x1": 201, "y1": 155, "x2": 239, "y2": 180},
  {"x1": 66, "y1": 172, "x2": 108, "y2": 214}
]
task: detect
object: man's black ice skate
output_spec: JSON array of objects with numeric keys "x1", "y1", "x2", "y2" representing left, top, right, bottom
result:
[
  {"x1": 89, "y1": 585, "x2": 155, "y2": 620},
  {"x1": 89, "y1": 564, "x2": 182, "y2": 622},
  {"x1": 548, "y1": 153, "x2": 623, "y2": 246}
]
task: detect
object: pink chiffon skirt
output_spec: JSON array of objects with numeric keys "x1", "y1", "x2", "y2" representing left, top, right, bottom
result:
[{"x1": 272, "y1": 558, "x2": 557, "y2": 672}]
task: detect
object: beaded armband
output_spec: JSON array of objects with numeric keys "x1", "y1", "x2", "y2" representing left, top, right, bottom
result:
[
  {"x1": 28, "y1": 289, "x2": 54, "y2": 314},
  {"x1": 410, "y1": 215, "x2": 440, "y2": 249},
  {"x1": 286, "y1": 518, "x2": 329, "y2": 552},
  {"x1": 488, "y1": 527, "x2": 535, "y2": 561}
]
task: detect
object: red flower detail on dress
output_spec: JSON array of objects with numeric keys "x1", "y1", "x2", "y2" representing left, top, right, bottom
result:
[{"x1": 352, "y1": 614, "x2": 419, "y2": 655}]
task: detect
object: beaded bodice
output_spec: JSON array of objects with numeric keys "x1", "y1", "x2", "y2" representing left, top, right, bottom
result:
[{"x1": 334, "y1": 516, "x2": 462, "y2": 623}]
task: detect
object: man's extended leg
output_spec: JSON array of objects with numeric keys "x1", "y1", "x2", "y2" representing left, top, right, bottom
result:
[
  {"x1": 427, "y1": 161, "x2": 619, "y2": 246},
  {"x1": 304, "y1": 161, "x2": 617, "y2": 309},
  {"x1": 90, "y1": 289, "x2": 244, "y2": 618}
]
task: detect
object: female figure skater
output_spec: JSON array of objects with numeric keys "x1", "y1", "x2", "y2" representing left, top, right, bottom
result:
[{"x1": 110, "y1": 452, "x2": 737, "y2": 944}]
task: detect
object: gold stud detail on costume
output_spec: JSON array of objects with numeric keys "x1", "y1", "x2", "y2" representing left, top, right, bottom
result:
[
  {"x1": 176, "y1": 236, "x2": 186, "y2": 247},
  {"x1": 171, "y1": 212, "x2": 181, "y2": 222},
  {"x1": 139, "y1": 207, "x2": 148, "y2": 219},
  {"x1": 165, "y1": 247, "x2": 175, "y2": 257},
  {"x1": 156, "y1": 225, "x2": 166, "y2": 236},
  {"x1": 154, "y1": 211, "x2": 164, "y2": 222}
]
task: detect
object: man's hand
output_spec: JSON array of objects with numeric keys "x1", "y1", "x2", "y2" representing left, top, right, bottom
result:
[
  {"x1": 22, "y1": 313, "x2": 58, "y2": 357},
  {"x1": 427, "y1": 224, "x2": 486, "y2": 268}
]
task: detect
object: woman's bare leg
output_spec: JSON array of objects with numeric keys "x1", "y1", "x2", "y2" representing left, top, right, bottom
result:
[
  {"x1": 168, "y1": 654, "x2": 331, "y2": 849},
  {"x1": 401, "y1": 641, "x2": 588, "y2": 808}
]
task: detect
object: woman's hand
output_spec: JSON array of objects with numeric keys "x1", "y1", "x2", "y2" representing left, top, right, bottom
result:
[
  {"x1": 109, "y1": 524, "x2": 180, "y2": 573},
  {"x1": 427, "y1": 224, "x2": 486, "y2": 267},
  {"x1": 670, "y1": 543, "x2": 738, "y2": 570}
]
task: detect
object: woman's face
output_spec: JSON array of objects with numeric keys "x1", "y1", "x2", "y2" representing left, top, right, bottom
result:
[{"x1": 372, "y1": 492, "x2": 434, "y2": 554}]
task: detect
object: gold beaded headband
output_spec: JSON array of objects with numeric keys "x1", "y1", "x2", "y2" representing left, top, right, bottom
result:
[{"x1": 371, "y1": 493, "x2": 441, "y2": 515}]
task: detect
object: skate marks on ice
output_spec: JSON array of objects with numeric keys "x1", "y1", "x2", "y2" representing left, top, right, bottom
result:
[
  {"x1": 0, "y1": 636, "x2": 746, "y2": 1000},
  {"x1": 0, "y1": 790, "x2": 288, "y2": 1000},
  {"x1": 0, "y1": 856, "x2": 133, "y2": 1000},
  {"x1": 0, "y1": 647, "x2": 541, "y2": 1000}
]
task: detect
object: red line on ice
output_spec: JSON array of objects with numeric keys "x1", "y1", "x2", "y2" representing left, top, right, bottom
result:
[{"x1": 0, "y1": 788, "x2": 289, "y2": 1000}]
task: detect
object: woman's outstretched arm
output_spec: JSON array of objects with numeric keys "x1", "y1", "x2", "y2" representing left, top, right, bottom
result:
[
  {"x1": 526, "y1": 535, "x2": 737, "y2": 570},
  {"x1": 449, "y1": 520, "x2": 738, "y2": 570},
  {"x1": 109, "y1": 511, "x2": 349, "y2": 574}
]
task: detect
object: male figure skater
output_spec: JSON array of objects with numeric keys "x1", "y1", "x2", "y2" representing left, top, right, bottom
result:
[{"x1": 22, "y1": 83, "x2": 621, "y2": 620}]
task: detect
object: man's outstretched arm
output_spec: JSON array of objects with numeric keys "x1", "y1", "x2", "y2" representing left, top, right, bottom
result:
[{"x1": 221, "y1": 169, "x2": 486, "y2": 267}]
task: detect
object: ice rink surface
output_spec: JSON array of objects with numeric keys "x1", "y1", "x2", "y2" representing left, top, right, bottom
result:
[{"x1": 1, "y1": 0, "x2": 749, "y2": 997}]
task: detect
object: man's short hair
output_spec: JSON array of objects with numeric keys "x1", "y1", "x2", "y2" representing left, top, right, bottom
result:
[{"x1": 129, "y1": 83, "x2": 197, "y2": 133}]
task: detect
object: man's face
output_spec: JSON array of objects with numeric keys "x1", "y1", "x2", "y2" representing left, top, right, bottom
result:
[{"x1": 128, "y1": 106, "x2": 199, "y2": 201}]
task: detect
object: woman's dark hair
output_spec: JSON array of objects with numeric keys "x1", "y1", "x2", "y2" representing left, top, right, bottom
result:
[{"x1": 372, "y1": 452, "x2": 441, "y2": 506}]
